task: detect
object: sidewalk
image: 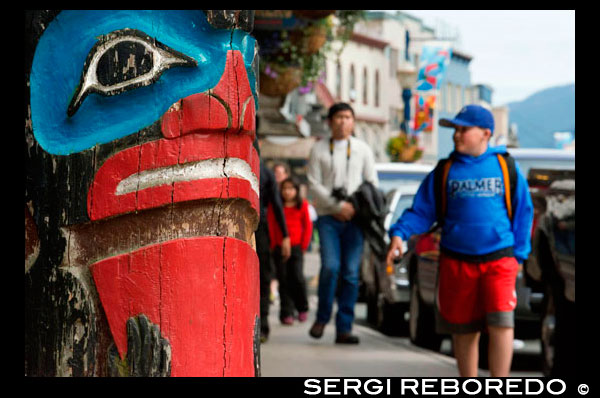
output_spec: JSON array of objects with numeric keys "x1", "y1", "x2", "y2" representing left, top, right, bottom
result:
[{"x1": 259, "y1": 249, "x2": 461, "y2": 377}]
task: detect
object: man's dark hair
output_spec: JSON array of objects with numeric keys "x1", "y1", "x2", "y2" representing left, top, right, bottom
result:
[{"x1": 327, "y1": 102, "x2": 355, "y2": 120}]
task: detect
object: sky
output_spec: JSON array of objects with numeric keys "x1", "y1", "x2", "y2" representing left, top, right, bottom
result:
[{"x1": 396, "y1": 10, "x2": 575, "y2": 106}]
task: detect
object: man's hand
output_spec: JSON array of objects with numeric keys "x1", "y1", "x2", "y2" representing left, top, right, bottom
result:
[
  {"x1": 386, "y1": 236, "x2": 404, "y2": 269},
  {"x1": 333, "y1": 201, "x2": 355, "y2": 222},
  {"x1": 281, "y1": 237, "x2": 291, "y2": 262}
]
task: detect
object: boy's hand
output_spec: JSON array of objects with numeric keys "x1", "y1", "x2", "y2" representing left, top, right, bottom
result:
[{"x1": 386, "y1": 236, "x2": 404, "y2": 268}]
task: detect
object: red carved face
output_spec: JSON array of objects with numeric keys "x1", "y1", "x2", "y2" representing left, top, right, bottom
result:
[{"x1": 88, "y1": 50, "x2": 259, "y2": 221}]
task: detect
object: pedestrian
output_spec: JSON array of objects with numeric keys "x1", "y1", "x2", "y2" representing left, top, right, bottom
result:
[
  {"x1": 273, "y1": 162, "x2": 291, "y2": 186},
  {"x1": 257, "y1": 151, "x2": 291, "y2": 343},
  {"x1": 386, "y1": 105, "x2": 534, "y2": 376},
  {"x1": 267, "y1": 176, "x2": 313, "y2": 325},
  {"x1": 307, "y1": 102, "x2": 378, "y2": 344},
  {"x1": 269, "y1": 161, "x2": 292, "y2": 303}
]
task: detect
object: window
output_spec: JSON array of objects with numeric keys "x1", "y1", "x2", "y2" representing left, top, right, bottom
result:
[
  {"x1": 335, "y1": 61, "x2": 342, "y2": 99},
  {"x1": 390, "y1": 48, "x2": 398, "y2": 78},
  {"x1": 465, "y1": 87, "x2": 473, "y2": 105},
  {"x1": 363, "y1": 67, "x2": 368, "y2": 105},
  {"x1": 374, "y1": 70, "x2": 380, "y2": 108},
  {"x1": 349, "y1": 64, "x2": 356, "y2": 102},
  {"x1": 455, "y1": 85, "x2": 462, "y2": 112}
]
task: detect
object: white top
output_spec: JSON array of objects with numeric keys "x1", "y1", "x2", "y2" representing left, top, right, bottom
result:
[{"x1": 307, "y1": 136, "x2": 378, "y2": 216}]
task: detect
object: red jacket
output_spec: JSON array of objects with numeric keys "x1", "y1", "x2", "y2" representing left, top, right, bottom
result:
[{"x1": 267, "y1": 199, "x2": 313, "y2": 251}]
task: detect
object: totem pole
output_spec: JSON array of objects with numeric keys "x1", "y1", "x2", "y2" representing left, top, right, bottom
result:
[{"x1": 25, "y1": 10, "x2": 260, "y2": 377}]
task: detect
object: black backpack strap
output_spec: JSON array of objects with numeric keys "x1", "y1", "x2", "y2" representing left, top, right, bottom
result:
[
  {"x1": 505, "y1": 154, "x2": 517, "y2": 212},
  {"x1": 433, "y1": 157, "x2": 452, "y2": 226},
  {"x1": 498, "y1": 152, "x2": 517, "y2": 222}
]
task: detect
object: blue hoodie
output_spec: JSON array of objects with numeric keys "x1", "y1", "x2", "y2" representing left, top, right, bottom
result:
[{"x1": 389, "y1": 145, "x2": 534, "y2": 263}]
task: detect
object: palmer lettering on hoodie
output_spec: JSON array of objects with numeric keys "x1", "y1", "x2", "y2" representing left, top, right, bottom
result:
[{"x1": 449, "y1": 177, "x2": 503, "y2": 198}]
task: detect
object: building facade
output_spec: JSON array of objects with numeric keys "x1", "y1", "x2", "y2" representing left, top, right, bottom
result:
[
  {"x1": 320, "y1": 11, "x2": 436, "y2": 162},
  {"x1": 259, "y1": 11, "x2": 509, "y2": 167}
]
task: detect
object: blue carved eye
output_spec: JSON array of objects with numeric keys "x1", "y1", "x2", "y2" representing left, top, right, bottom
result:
[{"x1": 68, "y1": 28, "x2": 197, "y2": 117}]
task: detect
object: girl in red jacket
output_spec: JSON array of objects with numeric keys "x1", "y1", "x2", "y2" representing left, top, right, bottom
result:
[{"x1": 268, "y1": 177, "x2": 313, "y2": 325}]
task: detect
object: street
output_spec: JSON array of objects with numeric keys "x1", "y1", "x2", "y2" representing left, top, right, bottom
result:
[{"x1": 259, "y1": 250, "x2": 543, "y2": 377}]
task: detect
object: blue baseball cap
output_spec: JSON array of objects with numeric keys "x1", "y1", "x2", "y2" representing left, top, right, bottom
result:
[{"x1": 439, "y1": 104, "x2": 495, "y2": 134}]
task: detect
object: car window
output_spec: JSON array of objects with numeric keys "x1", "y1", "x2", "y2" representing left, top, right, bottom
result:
[
  {"x1": 379, "y1": 179, "x2": 424, "y2": 193},
  {"x1": 513, "y1": 158, "x2": 575, "y2": 177},
  {"x1": 391, "y1": 194, "x2": 415, "y2": 225}
]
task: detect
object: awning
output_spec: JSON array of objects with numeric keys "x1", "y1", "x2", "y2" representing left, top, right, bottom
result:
[{"x1": 259, "y1": 136, "x2": 317, "y2": 159}]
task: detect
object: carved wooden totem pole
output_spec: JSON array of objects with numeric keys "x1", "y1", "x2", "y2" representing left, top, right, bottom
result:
[{"x1": 25, "y1": 10, "x2": 261, "y2": 377}]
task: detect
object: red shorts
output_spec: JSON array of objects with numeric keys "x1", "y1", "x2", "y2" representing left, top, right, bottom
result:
[{"x1": 436, "y1": 254, "x2": 518, "y2": 334}]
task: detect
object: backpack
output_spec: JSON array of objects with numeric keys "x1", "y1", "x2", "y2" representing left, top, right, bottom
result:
[{"x1": 433, "y1": 152, "x2": 517, "y2": 226}]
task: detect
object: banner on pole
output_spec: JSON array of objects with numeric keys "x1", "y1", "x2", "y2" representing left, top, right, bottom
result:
[
  {"x1": 414, "y1": 93, "x2": 436, "y2": 133},
  {"x1": 415, "y1": 46, "x2": 452, "y2": 91}
]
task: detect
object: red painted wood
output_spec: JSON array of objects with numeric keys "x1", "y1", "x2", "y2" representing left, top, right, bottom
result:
[
  {"x1": 87, "y1": 134, "x2": 259, "y2": 220},
  {"x1": 161, "y1": 50, "x2": 256, "y2": 139},
  {"x1": 90, "y1": 237, "x2": 259, "y2": 377},
  {"x1": 87, "y1": 50, "x2": 258, "y2": 222}
]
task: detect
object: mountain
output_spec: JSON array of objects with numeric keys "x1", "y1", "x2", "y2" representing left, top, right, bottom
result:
[{"x1": 506, "y1": 83, "x2": 575, "y2": 148}]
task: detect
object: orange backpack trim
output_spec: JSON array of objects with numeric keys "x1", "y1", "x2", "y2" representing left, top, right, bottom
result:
[{"x1": 496, "y1": 153, "x2": 513, "y2": 220}]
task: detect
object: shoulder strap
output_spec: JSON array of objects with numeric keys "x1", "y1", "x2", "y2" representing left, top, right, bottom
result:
[
  {"x1": 496, "y1": 153, "x2": 517, "y2": 222},
  {"x1": 433, "y1": 157, "x2": 453, "y2": 225}
]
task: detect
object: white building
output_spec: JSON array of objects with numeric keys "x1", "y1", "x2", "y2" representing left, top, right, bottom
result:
[
  {"x1": 318, "y1": 11, "x2": 436, "y2": 162},
  {"x1": 260, "y1": 11, "x2": 506, "y2": 165}
]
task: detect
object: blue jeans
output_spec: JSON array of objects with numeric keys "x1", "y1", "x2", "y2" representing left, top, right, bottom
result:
[{"x1": 316, "y1": 215, "x2": 364, "y2": 334}]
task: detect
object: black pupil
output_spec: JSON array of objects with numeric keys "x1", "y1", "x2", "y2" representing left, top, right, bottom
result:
[{"x1": 97, "y1": 41, "x2": 154, "y2": 86}]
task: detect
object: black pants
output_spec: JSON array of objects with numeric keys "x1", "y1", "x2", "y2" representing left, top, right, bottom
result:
[
  {"x1": 256, "y1": 222, "x2": 273, "y2": 335},
  {"x1": 273, "y1": 245, "x2": 309, "y2": 319}
]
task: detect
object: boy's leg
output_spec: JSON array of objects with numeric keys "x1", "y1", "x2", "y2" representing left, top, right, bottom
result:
[
  {"x1": 487, "y1": 326, "x2": 514, "y2": 377},
  {"x1": 482, "y1": 256, "x2": 519, "y2": 377},
  {"x1": 452, "y1": 332, "x2": 480, "y2": 377}
]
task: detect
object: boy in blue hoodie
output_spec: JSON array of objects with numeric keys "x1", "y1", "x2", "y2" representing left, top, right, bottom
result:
[{"x1": 386, "y1": 105, "x2": 533, "y2": 377}]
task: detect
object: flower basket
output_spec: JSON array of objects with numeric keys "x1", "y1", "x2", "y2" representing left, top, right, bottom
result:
[
  {"x1": 399, "y1": 146, "x2": 418, "y2": 162},
  {"x1": 292, "y1": 10, "x2": 335, "y2": 20},
  {"x1": 290, "y1": 25, "x2": 327, "y2": 55},
  {"x1": 259, "y1": 66, "x2": 302, "y2": 97},
  {"x1": 386, "y1": 133, "x2": 424, "y2": 163}
]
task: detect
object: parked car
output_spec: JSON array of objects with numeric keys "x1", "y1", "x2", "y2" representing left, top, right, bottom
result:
[
  {"x1": 375, "y1": 162, "x2": 434, "y2": 194},
  {"x1": 401, "y1": 148, "x2": 574, "y2": 360},
  {"x1": 524, "y1": 169, "x2": 575, "y2": 376}
]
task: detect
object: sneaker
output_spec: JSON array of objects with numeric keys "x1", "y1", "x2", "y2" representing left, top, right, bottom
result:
[
  {"x1": 297, "y1": 311, "x2": 308, "y2": 322},
  {"x1": 309, "y1": 322, "x2": 326, "y2": 339},
  {"x1": 281, "y1": 316, "x2": 294, "y2": 325},
  {"x1": 335, "y1": 333, "x2": 360, "y2": 344}
]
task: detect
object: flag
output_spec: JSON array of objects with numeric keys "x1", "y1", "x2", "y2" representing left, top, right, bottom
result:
[
  {"x1": 415, "y1": 46, "x2": 452, "y2": 91},
  {"x1": 414, "y1": 93, "x2": 436, "y2": 133}
]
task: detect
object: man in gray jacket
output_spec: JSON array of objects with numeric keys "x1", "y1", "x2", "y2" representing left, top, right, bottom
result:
[{"x1": 307, "y1": 103, "x2": 378, "y2": 344}]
